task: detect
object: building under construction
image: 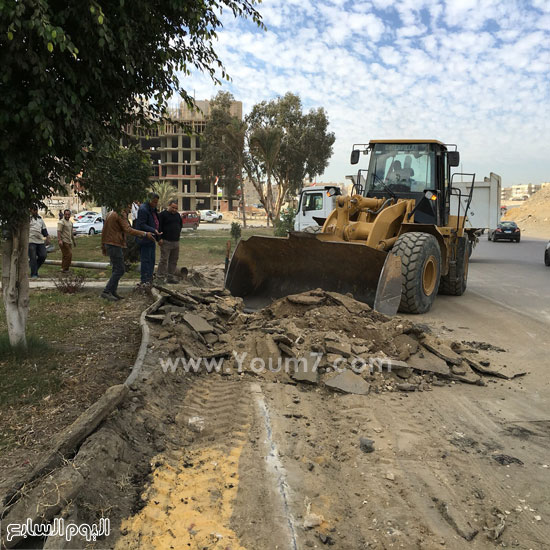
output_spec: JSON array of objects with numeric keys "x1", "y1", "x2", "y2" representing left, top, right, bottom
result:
[{"x1": 123, "y1": 99, "x2": 243, "y2": 211}]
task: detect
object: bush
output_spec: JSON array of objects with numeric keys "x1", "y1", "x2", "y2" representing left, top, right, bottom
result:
[
  {"x1": 230, "y1": 221, "x2": 242, "y2": 243},
  {"x1": 274, "y1": 208, "x2": 297, "y2": 237},
  {"x1": 52, "y1": 272, "x2": 86, "y2": 294}
]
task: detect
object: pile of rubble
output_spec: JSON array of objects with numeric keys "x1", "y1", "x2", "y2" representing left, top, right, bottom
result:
[
  {"x1": 504, "y1": 186, "x2": 550, "y2": 236},
  {"x1": 148, "y1": 269, "x2": 523, "y2": 395}
]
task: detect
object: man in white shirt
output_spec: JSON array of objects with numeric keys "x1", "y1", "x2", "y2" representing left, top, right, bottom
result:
[{"x1": 29, "y1": 205, "x2": 50, "y2": 278}]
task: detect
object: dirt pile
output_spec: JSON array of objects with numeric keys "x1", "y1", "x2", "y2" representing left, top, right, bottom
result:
[
  {"x1": 504, "y1": 187, "x2": 550, "y2": 237},
  {"x1": 150, "y1": 269, "x2": 522, "y2": 393}
]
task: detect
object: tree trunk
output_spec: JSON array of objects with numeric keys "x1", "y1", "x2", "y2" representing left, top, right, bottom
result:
[
  {"x1": 240, "y1": 180, "x2": 247, "y2": 229},
  {"x1": 2, "y1": 219, "x2": 30, "y2": 348}
]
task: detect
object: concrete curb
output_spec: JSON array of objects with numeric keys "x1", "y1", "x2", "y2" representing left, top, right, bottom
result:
[{"x1": 125, "y1": 289, "x2": 162, "y2": 387}]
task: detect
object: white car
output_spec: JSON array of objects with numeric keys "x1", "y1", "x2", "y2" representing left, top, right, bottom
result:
[
  {"x1": 199, "y1": 210, "x2": 223, "y2": 223},
  {"x1": 73, "y1": 214, "x2": 104, "y2": 235},
  {"x1": 74, "y1": 210, "x2": 97, "y2": 221}
]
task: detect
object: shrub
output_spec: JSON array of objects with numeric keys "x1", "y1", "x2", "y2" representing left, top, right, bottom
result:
[
  {"x1": 52, "y1": 272, "x2": 86, "y2": 294},
  {"x1": 274, "y1": 208, "x2": 297, "y2": 237},
  {"x1": 230, "y1": 221, "x2": 242, "y2": 243}
]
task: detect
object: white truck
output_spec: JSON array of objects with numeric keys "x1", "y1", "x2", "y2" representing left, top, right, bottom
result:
[{"x1": 293, "y1": 185, "x2": 343, "y2": 232}]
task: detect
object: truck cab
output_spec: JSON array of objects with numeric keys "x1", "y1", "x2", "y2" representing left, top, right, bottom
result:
[{"x1": 294, "y1": 185, "x2": 342, "y2": 231}]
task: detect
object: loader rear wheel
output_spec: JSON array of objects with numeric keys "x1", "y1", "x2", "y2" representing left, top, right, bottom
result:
[
  {"x1": 393, "y1": 232, "x2": 441, "y2": 314},
  {"x1": 439, "y1": 237, "x2": 469, "y2": 296}
]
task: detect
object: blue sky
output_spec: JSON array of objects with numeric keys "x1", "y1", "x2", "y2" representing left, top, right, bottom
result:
[{"x1": 184, "y1": 0, "x2": 550, "y2": 186}]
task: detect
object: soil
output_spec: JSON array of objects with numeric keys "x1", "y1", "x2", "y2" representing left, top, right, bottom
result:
[
  {"x1": 0, "y1": 291, "x2": 149, "y2": 497},
  {"x1": 504, "y1": 188, "x2": 550, "y2": 238},
  {"x1": 1, "y1": 267, "x2": 548, "y2": 550}
]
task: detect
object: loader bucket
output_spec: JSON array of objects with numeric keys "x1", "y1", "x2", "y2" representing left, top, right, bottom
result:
[{"x1": 225, "y1": 232, "x2": 402, "y2": 315}]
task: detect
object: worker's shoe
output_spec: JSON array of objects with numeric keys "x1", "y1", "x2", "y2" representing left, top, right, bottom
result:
[
  {"x1": 113, "y1": 292, "x2": 124, "y2": 300},
  {"x1": 167, "y1": 275, "x2": 179, "y2": 284},
  {"x1": 100, "y1": 291, "x2": 118, "y2": 302}
]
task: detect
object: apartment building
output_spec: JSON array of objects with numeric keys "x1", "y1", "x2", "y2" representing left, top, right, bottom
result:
[
  {"x1": 123, "y1": 99, "x2": 243, "y2": 211},
  {"x1": 501, "y1": 183, "x2": 541, "y2": 201}
]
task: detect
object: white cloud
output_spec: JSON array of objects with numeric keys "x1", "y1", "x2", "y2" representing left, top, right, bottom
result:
[{"x1": 180, "y1": 0, "x2": 550, "y2": 185}]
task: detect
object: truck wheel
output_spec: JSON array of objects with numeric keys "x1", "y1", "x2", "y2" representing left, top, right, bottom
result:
[
  {"x1": 545, "y1": 250, "x2": 550, "y2": 266},
  {"x1": 439, "y1": 236, "x2": 469, "y2": 296},
  {"x1": 392, "y1": 232, "x2": 441, "y2": 314}
]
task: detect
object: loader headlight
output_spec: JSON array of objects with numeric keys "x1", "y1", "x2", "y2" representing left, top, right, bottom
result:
[{"x1": 425, "y1": 191, "x2": 437, "y2": 201}]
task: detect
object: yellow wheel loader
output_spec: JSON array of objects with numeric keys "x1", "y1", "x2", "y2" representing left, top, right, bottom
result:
[{"x1": 226, "y1": 140, "x2": 476, "y2": 315}]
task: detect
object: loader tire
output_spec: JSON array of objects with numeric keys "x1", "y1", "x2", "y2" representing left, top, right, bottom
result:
[
  {"x1": 439, "y1": 237, "x2": 469, "y2": 296},
  {"x1": 392, "y1": 232, "x2": 441, "y2": 314}
]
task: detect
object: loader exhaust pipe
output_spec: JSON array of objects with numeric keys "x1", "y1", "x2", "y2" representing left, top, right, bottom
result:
[{"x1": 225, "y1": 232, "x2": 402, "y2": 315}]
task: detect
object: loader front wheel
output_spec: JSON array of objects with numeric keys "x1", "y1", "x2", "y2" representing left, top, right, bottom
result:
[
  {"x1": 393, "y1": 232, "x2": 441, "y2": 314},
  {"x1": 439, "y1": 236, "x2": 469, "y2": 296}
]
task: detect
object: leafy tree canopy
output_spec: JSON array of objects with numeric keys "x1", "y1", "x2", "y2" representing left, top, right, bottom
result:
[
  {"x1": 245, "y1": 92, "x2": 335, "y2": 221},
  {"x1": 0, "y1": 0, "x2": 263, "y2": 225},
  {"x1": 78, "y1": 146, "x2": 151, "y2": 212},
  {"x1": 200, "y1": 91, "x2": 245, "y2": 199}
]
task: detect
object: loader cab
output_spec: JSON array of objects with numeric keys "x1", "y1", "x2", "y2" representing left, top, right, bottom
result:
[{"x1": 358, "y1": 140, "x2": 455, "y2": 227}]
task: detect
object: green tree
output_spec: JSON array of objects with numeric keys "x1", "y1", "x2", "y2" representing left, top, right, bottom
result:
[
  {"x1": 200, "y1": 91, "x2": 247, "y2": 227},
  {"x1": 248, "y1": 126, "x2": 283, "y2": 225},
  {"x1": 0, "y1": 0, "x2": 263, "y2": 347},
  {"x1": 79, "y1": 147, "x2": 152, "y2": 211},
  {"x1": 245, "y1": 93, "x2": 335, "y2": 223}
]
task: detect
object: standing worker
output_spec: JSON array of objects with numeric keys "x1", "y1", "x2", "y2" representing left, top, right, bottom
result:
[
  {"x1": 57, "y1": 209, "x2": 76, "y2": 273},
  {"x1": 101, "y1": 205, "x2": 155, "y2": 301},
  {"x1": 136, "y1": 193, "x2": 161, "y2": 287},
  {"x1": 28, "y1": 205, "x2": 50, "y2": 278},
  {"x1": 157, "y1": 199, "x2": 183, "y2": 283}
]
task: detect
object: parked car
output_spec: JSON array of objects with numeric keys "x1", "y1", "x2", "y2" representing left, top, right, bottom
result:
[
  {"x1": 489, "y1": 221, "x2": 521, "y2": 242},
  {"x1": 181, "y1": 211, "x2": 200, "y2": 230},
  {"x1": 199, "y1": 209, "x2": 223, "y2": 223},
  {"x1": 73, "y1": 214, "x2": 104, "y2": 235},
  {"x1": 545, "y1": 241, "x2": 550, "y2": 266},
  {"x1": 73, "y1": 210, "x2": 97, "y2": 221}
]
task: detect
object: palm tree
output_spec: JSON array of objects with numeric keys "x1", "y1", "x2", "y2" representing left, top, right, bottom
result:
[{"x1": 150, "y1": 181, "x2": 177, "y2": 211}]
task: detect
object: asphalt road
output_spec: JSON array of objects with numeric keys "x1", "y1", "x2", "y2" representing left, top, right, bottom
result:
[{"x1": 466, "y1": 234, "x2": 550, "y2": 323}]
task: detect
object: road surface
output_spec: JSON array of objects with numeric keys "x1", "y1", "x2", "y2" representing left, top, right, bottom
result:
[{"x1": 467, "y1": 235, "x2": 549, "y2": 323}]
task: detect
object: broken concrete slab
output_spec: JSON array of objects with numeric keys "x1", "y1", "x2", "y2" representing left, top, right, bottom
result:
[
  {"x1": 393, "y1": 333, "x2": 420, "y2": 361},
  {"x1": 204, "y1": 332, "x2": 219, "y2": 345},
  {"x1": 421, "y1": 335, "x2": 463, "y2": 365},
  {"x1": 325, "y1": 340, "x2": 352, "y2": 357},
  {"x1": 278, "y1": 343, "x2": 296, "y2": 357},
  {"x1": 396, "y1": 383, "x2": 417, "y2": 392},
  {"x1": 291, "y1": 355, "x2": 319, "y2": 384},
  {"x1": 183, "y1": 313, "x2": 215, "y2": 334},
  {"x1": 287, "y1": 293, "x2": 326, "y2": 306},
  {"x1": 145, "y1": 313, "x2": 166, "y2": 323},
  {"x1": 407, "y1": 351, "x2": 451, "y2": 376},
  {"x1": 463, "y1": 357, "x2": 526, "y2": 380},
  {"x1": 325, "y1": 370, "x2": 370, "y2": 395},
  {"x1": 255, "y1": 334, "x2": 281, "y2": 365}
]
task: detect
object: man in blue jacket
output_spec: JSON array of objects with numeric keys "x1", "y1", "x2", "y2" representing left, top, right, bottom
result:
[{"x1": 136, "y1": 193, "x2": 162, "y2": 285}]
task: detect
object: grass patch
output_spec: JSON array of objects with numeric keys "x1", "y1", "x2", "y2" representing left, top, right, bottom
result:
[{"x1": 0, "y1": 291, "x2": 98, "y2": 409}]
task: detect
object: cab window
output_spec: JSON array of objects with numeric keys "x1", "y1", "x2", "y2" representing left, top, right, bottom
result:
[{"x1": 303, "y1": 193, "x2": 323, "y2": 211}]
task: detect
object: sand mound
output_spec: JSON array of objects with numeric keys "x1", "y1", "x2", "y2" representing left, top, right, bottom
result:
[{"x1": 504, "y1": 187, "x2": 550, "y2": 237}]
